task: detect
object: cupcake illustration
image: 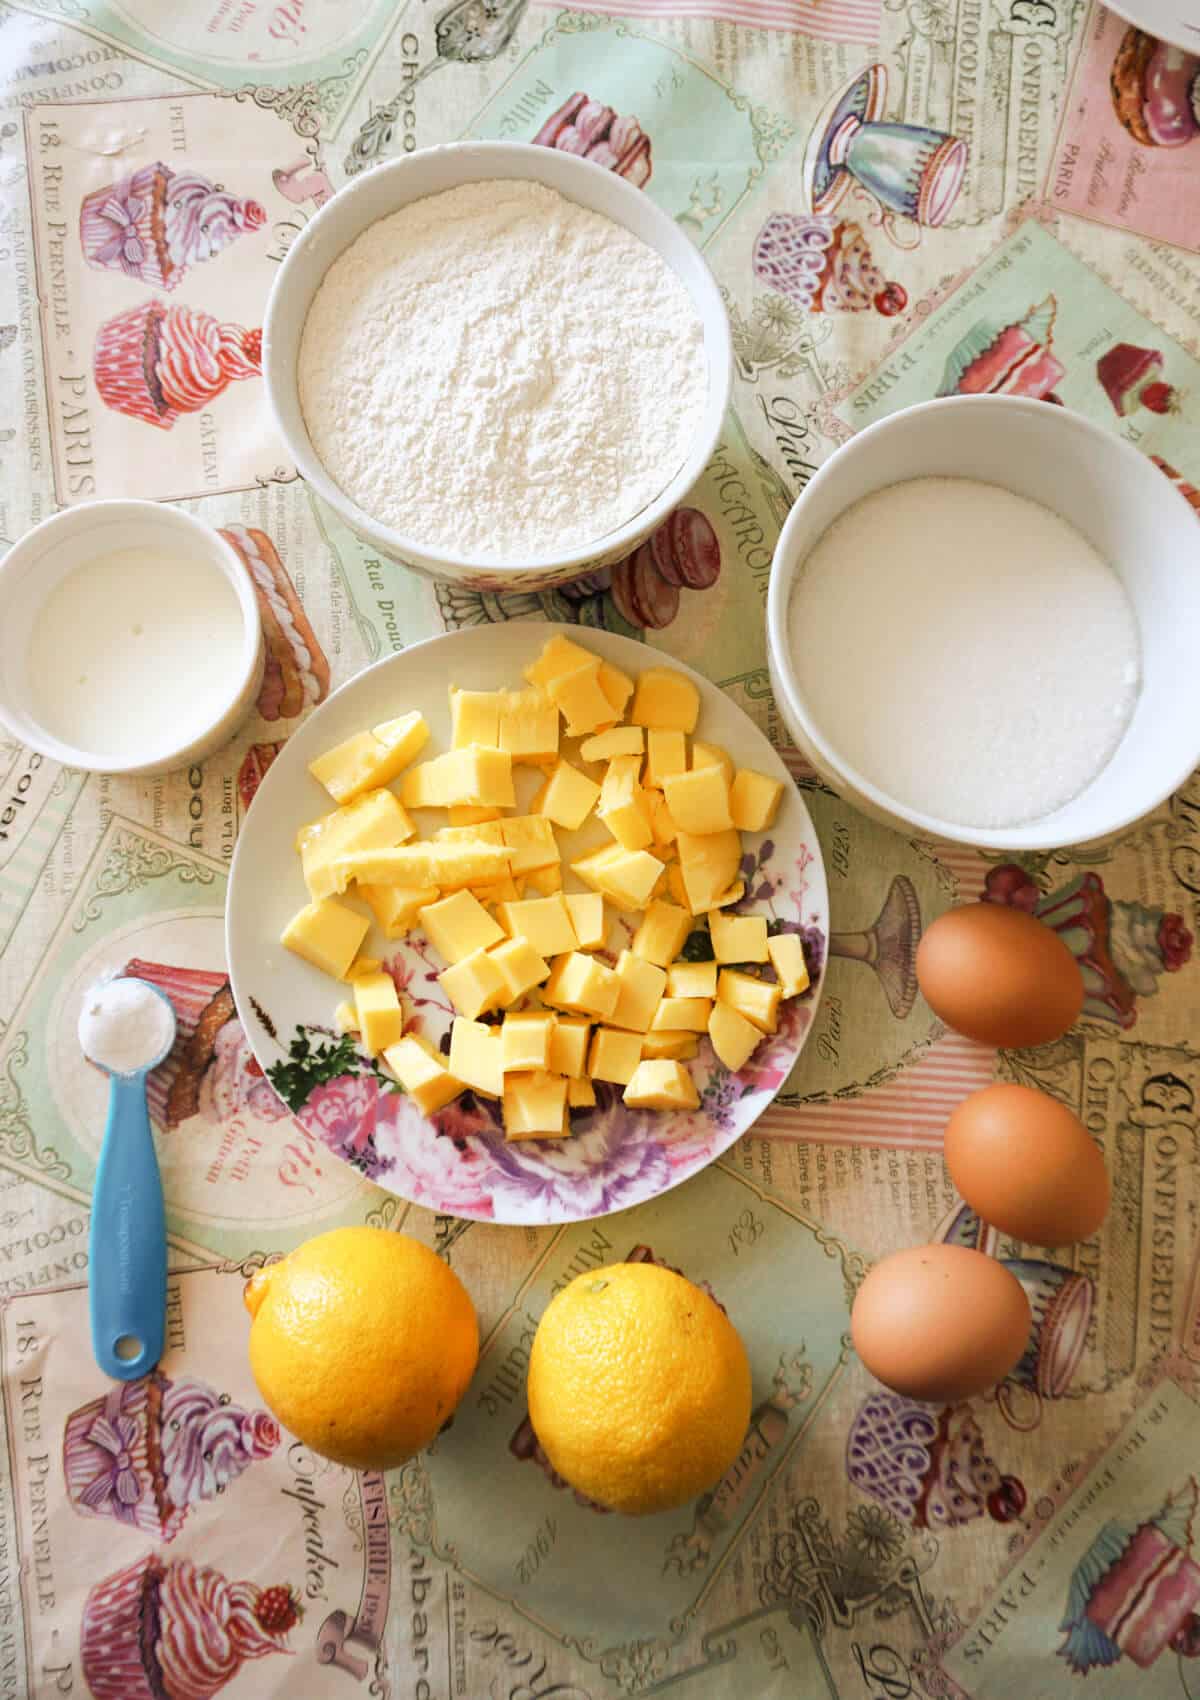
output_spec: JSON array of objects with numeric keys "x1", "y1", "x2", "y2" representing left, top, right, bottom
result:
[
  {"x1": 93, "y1": 300, "x2": 261, "y2": 430},
  {"x1": 938, "y1": 296, "x2": 1065, "y2": 401},
  {"x1": 753, "y1": 214, "x2": 907, "y2": 317},
  {"x1": 1110, "y1": 27, "x2": 1200, "y2": 148},
  {"x1": 1060, "y1": 1479, "x2": 1200, "y2": 1671},
  {"x1": 846, "y1": 1391, "x2": 1026, "y2": 1530},
  {"x1": 119, "y1": 959, "x2": 289, "y2": 1129},
  {"x1": 80, "y1": 164, "x2": 266, "y2": 290},
  {"x1": 1096, "y1": 341, "x2": 1178, "y2": 417},
  {"x1": 64, "y1": 1371, "x2": 278, "y2": 1540},
  {"x1": 533, "y1": 93, "x2": 652, "y2": 186},
  {"x1": 218, "y1": 525, "x2": 330, "y2": 721},
  {"x1": 81, "y1": 1554, "x2": 297, "y2": 1699},
  {"x1": 983, "y1": 864, "x2": 1192, "y2": 1028}
]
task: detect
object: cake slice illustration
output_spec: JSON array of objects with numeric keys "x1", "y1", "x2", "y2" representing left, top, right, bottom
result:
[
  {"x1": 1110, "y1": 27, "x2": 1200, "y2": 148},
  {"x1": 64, "y1": 1371, "x2": 279, "y2": 1540},
  {"x1": 218, "y1": 525, "x2": 330, "y2": 721},
  {"x1": 94, "y1": 300, "x2": 262, "y2": 430},
  {"x1": 1060, "y1": 1479, "x2": 1200, "y2": 1671},
  {"x1": 1097, "y1": 342, "x2": 1177, "y2": 416},
  {"x1": 753, "y1": 214, "x2": 907, "y2": 316},
  {"x1": 81, "y1": 1553, "x2": 297, "y2": 1699},
  {"x1": 846, "y1": 1391, "x2": 1026, "y2": 1530},
  {"x1": 937, "y1": 296, "x2": 1064, "y2": 401},
  {"x1": 80, "y1": 163, "x2": 266, "y2": 289},
  {"x1": 533, "y1": 93, "x2": 652, "y2": 186},
  {"x1": 119, "y1": 959, "x2": 288, "y2": 1129}
]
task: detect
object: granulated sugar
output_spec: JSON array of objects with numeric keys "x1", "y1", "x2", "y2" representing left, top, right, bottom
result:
[
  {"x1": 298, "y1": 179, "x2": 707, "y2": 560},
  {"x1": 788, "y1": 477, "x2": 1140, "y2": 829}
]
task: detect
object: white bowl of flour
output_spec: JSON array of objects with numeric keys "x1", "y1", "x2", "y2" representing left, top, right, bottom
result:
[
  {"x1": 767, "y1": 396, "x2": 1200, "y2": 850},
  {"x1": 264, "y1": 142, "x2": 732, "y2": 592}
]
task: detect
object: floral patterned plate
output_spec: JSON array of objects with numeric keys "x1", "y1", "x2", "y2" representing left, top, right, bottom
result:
[{"x1": 226, "y1": 624, "x2": 827, "y2": 1224}]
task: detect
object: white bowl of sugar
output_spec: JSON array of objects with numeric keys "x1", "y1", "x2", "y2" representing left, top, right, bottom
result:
[
  {"x1": 263, "y1": 141, "x2": 733, "y2": 594},
  {"x1": 766, "y1": 396, "x2": 1200, "y2": 849},
  {"x1": 0, "y1": 501, "x2": 263, "y2": 776}
]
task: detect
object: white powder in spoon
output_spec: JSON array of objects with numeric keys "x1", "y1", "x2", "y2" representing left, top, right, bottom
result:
[
  {"x1": 79, "y1": 977, "x2": 176, "y2": 1076},
  {"x1": 788, "y1": 477, "x2": 1141, "y2": 829}
]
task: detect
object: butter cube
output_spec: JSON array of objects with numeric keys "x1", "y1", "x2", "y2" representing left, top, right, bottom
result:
[
  {"x1": 499, "y1": 689, "x2": 559, "y2": 763},
  {"x1": 597, "y1": 661, "x2": 634, "y2": 720},
  {"x1": 333, "y1": 840, "x2": 512, "y2": 893},
  {"x1": 645, "y1": 791, "x2": 678, "y2": 846},
  {"x1": 631, "y1": 667, "x2": 700, "y2": 734},
  {"x1": 667, "y1": 861, "x2": 691, "y2": 911},
  {"x1": 662, "y1": 765, "x2": 733, "y2": 835},
  {"x1": 525, "y1": 863, "x2": 563, "y2": 896},
  {"x1": 448, "y1": 804, "x2": 502, "y2": 827},
  {"x1": 588, "y1": 1027, "x2": 644, "y2": 1085},
  {"x1": 488, "y1": 935, "x2": 550, "y2": 1003},
  {"x1": 646, "y1": 729, "x2": 687, "y2": 788},
  {"x1": 525, "y1": 634, "x2": 598, "y2": 690},
  {"x1": 383, "y1": 1035, "x2": 464, "y2": 1115},
  {"x1": 449, "y1": 1017, "x2": 503, "y2": 1098},
  {"x1": 542, "y1": 952, "x2": 620, "y2": 1019},
  {"x1": 708, "y1": 1002, "x2": 762, "y2": 1072},
  {"x1": 439, "y1": 948, "x2": 507, "y2": 1019},
  {"x1": 640, "y1": 1030, "x2": 699, "y2": 1061},
  {"x1": 548, "y1": 659, "x2": 615, "y2": 737},
  {"x1": 334, "y1": 1000, "x2": 359, "y2": 1034},
  {"x1": 348, "y1": 956, "x2": 382, "y2": 978},
  {"x1": 401, "y1": 747, "x2": 515, "y2": 809},
  {"x1": 435, "y1": 821, "x2": 505, "y2": 847},
  {"x1": 360, "y1": 882, "x2": 438, "y2": 938},
  {"x1": 567, "y1": 1077, "x2": 596, "y2": 1108},
  {"x1": 347, "y1": 971, "x2": 400, "y2": 1055},
  {"x1": 571, "y1": 846, "x2": 664, "y2": 911},
  {"x1": 611, "y1": 949, "x2": 666, "y2": 1033},
  {"x1": 579, "y1": 726, "x2": 643, "y2": 763},
  {"x1": 471, "y1": 873, "x2": 524, "y2": 905},
  {"x1": 709, "y1": 878, "x2": 746, "y2": 910},
  {"x1": 631, "y1": 899, "x2": 692, "y2": 967},
  {"x1": 676, "y1": 830, "x2": 743, "y2": 914},
  {"x1": 651, "y1": 997, "x2": 711, "y2": 1033},
  {"x1": 709, "y1": 911, "x2": 769, "y2": 964},
  {"x1": 308, "y1": 711, "x2": 429, "y2": 803},
  {"x1": 538, "y1": 760, "x2": 600, "y2": 831},
  {"x1": 502, "y1": 1011, "x2": 555, "y2": 1072},
  {"x1": 499, "y1": 815, "x2": 560, "y2": 874},
  {"x1": 498, "y1": 894, "x2": 578, "y2": 958},
  {"x1": 504, "y1": 1070, "x2": 569, "y2": 1138},
  {"x1": 598, "y1": 755, "x2": 653, "y2": 852},
  {"x1": 548, "y1": 1016, "x2": 590, "y2": 1078},
  {"x1": 564, "y1": 893, "x2": 605, "y2": 951},
  {"x1": 624, "y1": 1059, "x2": 700, "y2": 1111},
  {"x1": 281, "y1": 898, "x2": 370, "y2": 981},
  {"x1": 418, "y1": 890, "x2": 504, "y2": 965},
  {"x1": 667, "y1": 960, "x2": 718, "y2": 999},
  {"x1": 730, "y1": 768, "x2": 784, "y2": 833},
  {"x1": 450, "y1": 688, "x2": 502, "y2": 749},
  {"x1": 297, "y1": 789, "x2": 415, "y2": 899},
  {"x1": 692, "y1": 741, "x2": 735, "y2": 787},
  {"x1": 768, "y1": 932, "x2": 811, "y2": 998},
  {"x1": 718, "y1": 969, "x2": 782, "y2": 1034}
]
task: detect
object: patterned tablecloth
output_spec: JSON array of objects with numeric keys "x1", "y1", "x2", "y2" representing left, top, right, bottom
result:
[{"x1": 1, "y1": 0, "x2": 1199, "y2": 1694}]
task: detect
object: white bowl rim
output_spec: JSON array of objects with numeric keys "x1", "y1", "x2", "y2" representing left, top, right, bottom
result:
[
  {"x1": 263, "y1": 140, "x2": 734, "y2": 576},
  {"x1": 766, "y1": 393, "x2": 1200, "y2": 851},
  {"x1": 0, "y1": 498, "x2": 262, "y2": 775}
]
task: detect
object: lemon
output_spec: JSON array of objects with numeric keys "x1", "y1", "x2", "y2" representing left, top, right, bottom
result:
[
  {"x1": 244, "y1": 1226, "x2": 478, "y2": 1471},
  {"x1": 527, "y1": 1262, "x2": 751, "y2": 1515}
]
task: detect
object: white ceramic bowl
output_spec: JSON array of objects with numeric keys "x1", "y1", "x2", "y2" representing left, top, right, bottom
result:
[
  {"x1": 0, "y1": 501, "x2": 263, "y2": 776},
  {"x1": 263, "y1": 141, "x2": 733, "y2": 594},
  {"x1": 766, "y1": 396, "x2": 1200, "y2": 850}
]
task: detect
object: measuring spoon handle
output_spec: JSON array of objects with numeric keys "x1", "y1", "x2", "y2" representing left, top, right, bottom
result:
[{"x1": 89, "y1": 1072, "x2": 167, "y2": 1381}]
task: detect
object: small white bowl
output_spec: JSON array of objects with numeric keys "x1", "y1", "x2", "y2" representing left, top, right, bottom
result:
[
  {"x1": 766, "y1": 396, "x2": 1200, "y2": 850},
  {"x1": 263, "y1": 141, "x2": 733, "y2": 594},
  {"x1": 0, "y1": 501, "x2": 263, "y2": 776}
]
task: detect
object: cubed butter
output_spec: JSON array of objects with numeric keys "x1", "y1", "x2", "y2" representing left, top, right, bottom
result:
[
  {"x1": 308, "y1": 711, "x2": 429, "y2": 803},
  {"x1": 548, "y1": 1016, "x2": 590, "y2": 1078},
  {"x1": 631, "y1": 667, "x2": 700, "y2": 734},
  {"x1": 448, "y1": 1017, "x2": 503, "y2": 1097},
  {"x1": 579, "y1": 726, "x2": 643, "y2": 763},
  {"x1": 281, "y1": 898, "x2": 370, "y2": 981},
  {"x1": 499, "y1": 689, "x2": 559, "y2": 763},
  {"x1": 598, "y1": 755, "x2": 653, "y2": 852},
  {"x1": 610, "y1": 949, "x2": 666, "y2": 1033},
  {"x1": 502, "y1": 1011, "x2": 555, "y2": 1072},
  {"x1": 504, "y1": 1070, "x2": 569, "y2": 1138},
  {"x1": 439, "y1": 948, "x2": 507, "y2": 1019},
  {"x1": 524, "y1": 864, "x2": 563, "y2": 895},
  {"x1": 730, "y1": 767, "x2": 784, "y2": 833},
  {"x1": 624, "y1": 1059, "x2": 699, "y2": 1111},
  {"x1": 360, "y1": 882, "x2": 438, "y2": 938},
  {"x1": 499, "y1": 815, "x2": 560, "y2": 874},
  {"x1": 567, "y1": 1077, "x2": 596, "y2": 1108},
  {"x1": 488, "y1": 935, "x2": 550, "y2": 1003},
  {"x1": 383, "y1": 1035, "x2": 464, "y2": 1115},
  {"x1": 718, "y1": 969, "x2": 782, "y2": 1033},
  {"x1": 691, "y1": 741, "x2": 734, "y2": 787},
  {"x1": 418, "y1": 889, "x2": 504, "y2": 965},
  {"x1": 563, "y1": 892, "x2": 605, "y2": 951},
  {"x1": 662, "y1": 765, "x2": 733, "y2": 835},
  {"x1": 538, "y1": 760, "x2": 600, "y2": 831},
  {"x1": 498, "y1": 894, "x2": 579, "y2": 958},
  {"x1": 708, "y1": 1001, "x2": 762, "y2": 1071},
  {"x1": 572, "y1": 846, "x2": 664, "y2": 911},
  {"x1": 548, "y1": 659, "x2": 614, "y2": 737},
  {"x1": 587, "y1": 1027, "x2": 644, "y2": 1085},
  {"x1": 631, "y1": 899, "x2": 691, "y2": 967},
  {"x1": 334, "y1": 1000, "x2": 359, "y2": 1034},
  {"x1": 525, "y1": 634, "x2": 597, "y2": 690},
  {"x1": 351, "y1": 970, "x2": 404, "y2": 1056},
  {"x1": 597, "y1": 661, "x2": 634, "y2": 720},
  {"x1": 667, "y1": 959, "x2": 717, "y2": 999},
  {"x1": 542, "y1": 952, "x2": 620, "y2": 1019},
  {"x1": 449, "y1": 687, "x2": 502, "y2": 749},
  {"x1": 709, "y1": 911, "x2": 769, "y2": 964},
  {"x1": 646, "y1": 729, "x2": 687, "y2": 788},
  {"x1": 401, "y1": 746, "x2": 515, "y2": 809},
  {"x1": 676, "y1": 829, "x2": 743, "y2": 914},
  {"x1": 767, "y1": 932, "x2": 810, "y2": 998},
  {"x1": 297, "y1": 789, "x2": 415, "y2": 899},
  {"x1": 651, "y1": 997, "x2": 711, "y2": 1033},
  {"x1": 447, "y1": 804, "x2": 502, "y2": 827},
  {"x1": 709, "y1": 878, "x2": 746, "y2": 910},
  {"x1": 640, "y1": 1030, "x2": 699, "y2": 1061},
  {"x1": 435, "y1": 821, "x2": 505, "y2": 847}
]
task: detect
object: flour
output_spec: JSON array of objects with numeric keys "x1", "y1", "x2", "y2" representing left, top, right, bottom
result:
[
  {"x1": 788, "y1": 477, "x2": 1141, "y2": 829},
  {"x1": 79, "y1": 976, "x2": 176, "y2": 1076},
  {"x1": 298, "y1": 179, "x2": 707, "y2": 560}
]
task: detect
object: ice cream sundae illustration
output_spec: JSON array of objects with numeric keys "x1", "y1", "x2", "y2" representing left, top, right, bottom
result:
[
  {"x1": 64, "y1": 1371, "x2": 279, "y2": 1540},
  {"x1": 846, "y1": 1392, "x2": 1026, "y2": 1530},
  {"x1": 81, "y1": 1553, "x2": 297, "y2": 1699},
  {"x1": 1060, "y1": 1478, "x2": 1200, "y2": 1671},
  {"x1": 80, "y1": 164, "x2": 265, "y2": 290},
  {"x1": 983, "y1": 863, "x2": 1192, "y2": 1028},
  {"x1": 828, "y1": 874, "x2": 921, "y2": 1020},
  {"x1": 753, "y1": 214, "x2": 907, "y2": 316},
  {"x1": 938, "y1": 296, "x2": 1065, "y2": 401},
  {"x1": 1110, "y1": 27, "x2": 1200, "y2": 148},
  {"x1": 94, "y1": 300, "x2": 261, "y2": 430},
  {"x1": 1097, "y1": 341, "x2": 1178, "y2": 417},
  {"x1": 533, "y1": 94, "x2": 652, "y2": 186}
]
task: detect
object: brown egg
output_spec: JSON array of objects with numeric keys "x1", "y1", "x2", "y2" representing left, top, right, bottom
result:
[
  {"x1": 850, "y1": 1244, "x2": 1031, "y2": 1403},
  {"x1": 916, "y1": 903, "x2": 1083, "y2": 1048},
  {"x1": 945, "y1": 1083, "x2": 1109, "y2": 1245}
]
